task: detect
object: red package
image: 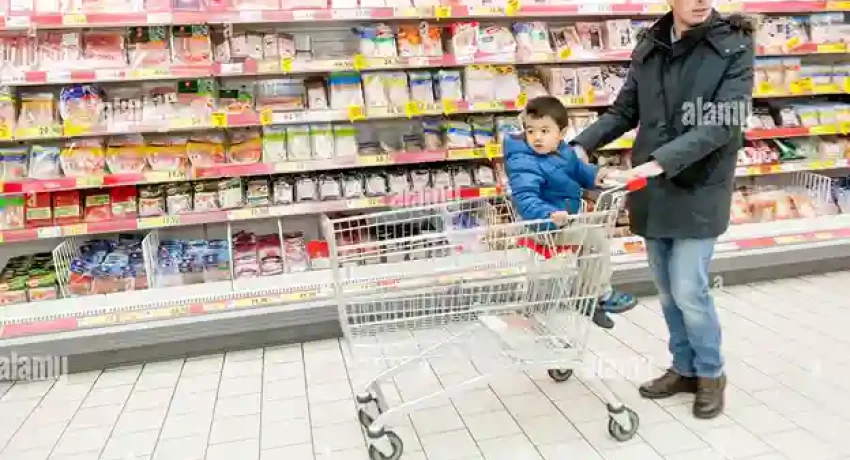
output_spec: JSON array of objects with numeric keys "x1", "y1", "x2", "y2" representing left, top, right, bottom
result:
[
  {"x1": 53, "y1": 190, "x2": 82, "y2": 225},
  {"x1": 84, "y1": 190, "x2": 112, "y2": 222},
  {"x1": 110, "y1": 186, "x2": 138, "y2": 219},
  {"x1": 25, "y1": 193, "x2": 53, "y2": 228}
]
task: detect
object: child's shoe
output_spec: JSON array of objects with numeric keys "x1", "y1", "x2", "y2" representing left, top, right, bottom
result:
[
  {"x1": 599, "y1": 289, "x2": 637, "y2": 314},
  {"x1": 591, "y1": 309, "x2": 614, "y2": 329}
]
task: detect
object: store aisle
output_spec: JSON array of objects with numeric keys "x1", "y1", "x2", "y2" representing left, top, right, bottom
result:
[{"x1": 3, "y1": 272, "x2": 850, "y2": 460}]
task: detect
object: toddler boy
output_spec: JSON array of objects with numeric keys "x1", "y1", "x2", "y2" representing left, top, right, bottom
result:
[{"x1": 504, "y1": 96, "x2": 637, "y2": 328}]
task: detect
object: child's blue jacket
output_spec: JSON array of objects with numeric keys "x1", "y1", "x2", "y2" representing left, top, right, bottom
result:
[{"x1": 504, "y1": 135, "x2": 599, "y2": 226}]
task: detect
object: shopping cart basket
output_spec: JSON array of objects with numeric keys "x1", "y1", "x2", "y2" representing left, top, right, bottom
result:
[{"x1": 321, "y1": 178, "x2": 646, "y2": 460}]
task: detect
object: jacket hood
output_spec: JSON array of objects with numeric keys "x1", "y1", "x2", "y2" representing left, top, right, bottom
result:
[
  {"x1": 503, "y1": 135, "x2": 538, "y2": 159},
  {"x1": 633, "y1": 10, "x2": 755, "y2": 61}
]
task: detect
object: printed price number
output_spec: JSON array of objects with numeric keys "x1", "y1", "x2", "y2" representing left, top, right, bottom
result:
[
  {"x1": 484, "y1": 143, "x2": 501, "y2": 158},
  {"x1": 578, "y1": 3, "x2": 611, "y2": 13},
  {"x1": 63, "y1": 223, "x2": 88, "y2": 236},
  {"x1": 62, "y1": 14, "x2": 87, "y2": 25},
  {"x1": 0, "y1": 124, "x2": 11, "y2": 140},
  {"x1": 249, "y1": 296, "x2": 273, "y2": 307},
  {"x1": 478, "y1": 187, "x2": 498, "y2": 198},
  {"x1": 404, "y1": 100, "x2": 424, "y2": 118},
  {"x1": 292, "y1": 9, "x2": 318, "y2": 20},
  {"x1": 285, "y1": 290, "x2": 317, "y2": 302},
  {"x1": 347, "y1": 197, "x2": 385, "y2": 209},
  {"x1": 774, "y1": 235, "x2": 807, "y2": 245},
  {"x1": 275, "y1": 161, "x2": 307, "y2": 172},
  {"x1": 229, "y1": 207, "x2": 269, "y2": 220},
  {"x1": 359, "y1": 154, "x2": 392, "y2": 166},
  {"x1": 789, "y1": 78, "x2": 814, "y2": 94},
  {"x1": 131, "y1": 68, "x2": 169, "y2": 79},
  {"x1": 211, "y1": 112, "x2": 228, "y2": 127},
  {"x1": 138, "y1": 215, "x2": 180, "y2": 229},
  {"x1": 505, "y1": 0, "x2": 520, "y2": 15},
  {"x1": 75, "y1": 176, "x2": 103, "y2": 188},
  {"x1": 447, "y1": 148, "x2": 478, "y2": 160},
  {"x1": 36, "y1": 226, "x2": 62, "y2": 239},
  {"x1": 347, "y1": 105, "x2": 366, "y2": 121},
  {"x1": 170, "y1": 117, "x2": 202, "y2": 129},
  {"x1": 145, "y1": 170, "x2": 187, "y2": 181},
  {"x1": 434, "y1": 5, "x2": 451, "y2": 17},
  {"x1": 562, "y1": 96, "x2": 586, "y2": 106}
]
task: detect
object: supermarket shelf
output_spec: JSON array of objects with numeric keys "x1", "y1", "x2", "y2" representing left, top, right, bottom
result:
[
  {"x1": 6, "y1": 217, "x2": 850, "y2": 371},
  {"x1": 3, "y1": 43, "x2": 847, "y2": 87},
  {"x1": 1, "y1": 1, "x2": 848, "y2": 31},
  {"x1": 0, "y1": 147, "x2": 496, "y2": 195},
  {"x1": 0, "y1": 185, "x2": 502, "y2": 244},
  {"x1": 736, "y1": 158, "x2": 850, "y2": 177}
]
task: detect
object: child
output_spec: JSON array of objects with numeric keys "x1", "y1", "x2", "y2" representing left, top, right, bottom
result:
[{"x1": 504, "y1": 96, "x2": 637, "y2": 328}]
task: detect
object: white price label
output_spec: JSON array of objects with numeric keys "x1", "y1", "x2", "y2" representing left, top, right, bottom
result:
[
  {"x1": 146, "y1": 12, "x2": 172, "y2": 24},
  {"x1": 239, "y1": 10, "x2": 262, "y2": 21},
  {"x1": 332, "y1": 8, "x2": 371, "y2": 19},
  {"x1": 47, "y1": 71, "x2": 72, "y2": 82},
  {"x1": 578, "y1": 3, "x2": 612, "y2": 13},
  {"x1": 273, "y1": 111, "x2": 306, "y2": 124},
  {"x1": 292, "y1": 9, "x2": 318, "y2": 20},
  {"x1": 218, "y1": 63, "x2": 243, "y2": 75}
]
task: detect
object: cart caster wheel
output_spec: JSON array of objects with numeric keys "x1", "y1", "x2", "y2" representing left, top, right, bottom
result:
[
  {"x1": 357, "y1": 392, "x2": 376, "y2": 404},
  {"x1": 368, "y1": 430, "x2": 403, "y2": 460},
  {"x1": 358, "y1": 408, "x2": 375, "y2": 428},
  {"x1": 607, "y1": 408, "x2": 639, "y2": 442},
  {"x1": 547, "y1": 369, "x2": 573, "y2": 382}
]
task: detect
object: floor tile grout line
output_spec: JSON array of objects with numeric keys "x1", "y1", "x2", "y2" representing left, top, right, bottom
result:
[
  {"x1": 148, "y1": 359, "x2": 187, "y2": 460},
  {"x1": 258, "y1": 347, "x2": 265, "y2": 460},
  {"x1": 301, "y1": 344, "x2": 317, "y2": 460},
  {"x1": 42, "y1": 371, "x2": 103, "y2": 459},
  {"x1": 95, "y1": 366, "x2": 145, "y2": 460},
  {"x1": 201, "y1": 354, "x2": 226, "y2": 460},
  {"x1": 0, "y1": 377, "x2": 59, "y2": 455}
]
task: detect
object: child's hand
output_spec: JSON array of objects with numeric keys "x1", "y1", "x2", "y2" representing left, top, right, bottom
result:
[
  {"x1": 595, "y1": 167, "x2": 612, "y2": 187},
  {"x1": 550, "y1": 211, "x2": 571, "y2": 226}
]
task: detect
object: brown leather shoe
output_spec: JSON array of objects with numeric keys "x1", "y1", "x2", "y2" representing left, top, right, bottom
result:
[
  {"x1": 639, "y1": 369, "x2": 698, "y2": 399},
  {"x1": 694, "y1": 374, "x2": 726, "y2": 419}
]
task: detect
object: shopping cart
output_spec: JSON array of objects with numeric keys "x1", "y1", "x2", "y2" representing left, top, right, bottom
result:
[{"x1": 321, "y1": 178, "x2": 647, "y2": 460}]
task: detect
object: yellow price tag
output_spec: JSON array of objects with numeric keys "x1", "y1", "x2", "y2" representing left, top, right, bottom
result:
[
  {"x1": 131, "y1": 68, "x2": 168, "y2": 79},
  {"x1": 756, "y1": 82, "x2": 775, "y2": 95},
  {"x1": 62, "y1": 14, "x2": 87, "y2": 24},
  {"x1": 63, "y1": 223, "x2": 88, "y2": 236},
  {"x1": 505, "y1": 0, "x2": 519, "y2": 15},
  {"x1": 789, "y1": 78, "x2": 814, "y2": 94},
  {"x1": 563, "y1": 96, "x2": 586, "y2": 106},
  {"x1": 809, "y1": 160, "x2": 824, "y2": 169},
  {"x1": 347, "y1": 105, "x2": 366, "y2": 121},
  {"x1": 515, "y1": 92, "x2": 528, "y2": 108},
  {"x1": 170, "y1": 117, "x2": 202, "y2": 129},
  {"x1": 826, "y1": 1, "x2": 850, "y2": 10},
  {"x1": 840, "y1": 122, "x2": 850, "y2": 134},
  {"x1": 63, "y1": 122, "x2": 89, "y2": 137},
  {"x1": 434, "y1": 5, "x2": 451, "y2": 17},
  {"x1": 809, "y1": 125, "x2": 838, "y2": 136},
  {"x1": 785, "y1": 37, "x2": 801, "y2": 50},
  {"x1": 281, "y1": 57, "x2": 293, "y2": 73},
  {"x1": 144, "y1": 170, "x2": 187, "y2": 181},
  {"x1": 558, "y1": 48, "x2": 572, "y2": 60},
  {"x1": 359, "y1": 154, "x2": 392, "y2": 166},
  {"x1": 447, "y1": 148, "x2": 478, "y2": 160},
  {"x1": 485, "y1": 143, "x2": 501, "y2": 158},
  {"x1": 717, "y1": 2, "x2": 742, "y2": 12},
  {"x1": 352, "y1": 53, "x2": 368, "y2": 71},
  {"x1": 442, "y1": 99, "x2": 459, "y2": 115},
  {"x1": 775, "y1": 235, "x2": 806, "y2": 245},
  {"x1": 260, "y1": 109, "x2": 273, "y2": 126},
  {"x1": 478, "y1": 187, "x2": 498, "y2": 198},
  {"x1": 285, "y1": 290, "x2": 317, "y2": 302},
  {"x1": 404, "y1": 101, "x2": 423, "y2": 118},
  {"x1": 347, "y1": 197, "x2": 385, "y2": 209},
  {"x1": 844, "y1": 77, "x2": 850, "y2": 93},
  {"x1": 816, "y1": 43, "x2": 847, "y2": 53},
  {"x1": 0, "y1": 124, "x2": 11, "y2": 140},
  {"x1": 75, "y1": 177, "x2": 103, "y2": 188},
  {"x1": 211, "y1": 112, "x2": 227, "y2": 127},
  {"x1": 138, "y1": 215, "x2": 181, "y2": 229}
]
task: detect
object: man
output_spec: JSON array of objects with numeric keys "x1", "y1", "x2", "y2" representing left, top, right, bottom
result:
[{"x1": 570, "y1": 0, "x2": 755, "y2": 419}]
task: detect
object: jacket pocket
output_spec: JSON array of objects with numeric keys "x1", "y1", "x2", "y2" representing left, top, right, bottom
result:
[{"x1": 670, "y1": 151, "x2": 721, "y2": 188}]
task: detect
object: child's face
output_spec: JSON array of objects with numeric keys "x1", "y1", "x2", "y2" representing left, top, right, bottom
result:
[{"x1": 524, "y1": 115, "x2": 566, "y2": 155}]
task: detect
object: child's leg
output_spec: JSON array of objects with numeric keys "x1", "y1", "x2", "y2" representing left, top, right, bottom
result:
[
  {"x1": 584, "y1": 225, "x2": 637, "y2": 314},
  {"x1": 555, "y1": 225, "x2": 614, "y2": 329}
]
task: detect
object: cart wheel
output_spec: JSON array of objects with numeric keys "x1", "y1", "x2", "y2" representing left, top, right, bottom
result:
[
  {"x1": 358, "y1": 408, "x2": 375, "y2": 428},
  {"x1": 607, "y1": 408, "x2": 639, "y2": 442},
  {"x1": 357, "y1": 392, "x2": 376, "y2": 404},
  {"x1": 547, "y1": 369, "x2": 573, "y2": 382},
  {"x1": 368, "y1": 430, "x2": 403, "y2": 460}
]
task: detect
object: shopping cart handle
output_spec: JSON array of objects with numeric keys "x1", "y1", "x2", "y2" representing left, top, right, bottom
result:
[
  {"x1": 626, "y1": 177, "x2": 648, "y2": 191},
  {"x1": 599, "y1": 177, "x2": 648, "y2": 192}
]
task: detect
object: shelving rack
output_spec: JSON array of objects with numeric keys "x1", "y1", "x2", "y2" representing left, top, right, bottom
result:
[{"x1": 0, "y1": 0, "x2": 847, "y2": 374}]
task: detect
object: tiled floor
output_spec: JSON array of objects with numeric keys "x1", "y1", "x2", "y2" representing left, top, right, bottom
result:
[{"x1": 3, "y1": 272, "x2": 850, "y2": 459}]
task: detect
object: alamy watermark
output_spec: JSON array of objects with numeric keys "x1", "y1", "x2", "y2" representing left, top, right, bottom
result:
[
  {"x1": 681, "y1": 97, "x2": 753, "y2": 128},
  {"x1": 0, "y1": 352, "x2": 68, "y2": 381}
]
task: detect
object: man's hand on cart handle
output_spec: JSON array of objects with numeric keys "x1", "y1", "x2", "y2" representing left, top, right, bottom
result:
[{"x1": 549, "y1": 211, "x2": 571, "y2": 226}]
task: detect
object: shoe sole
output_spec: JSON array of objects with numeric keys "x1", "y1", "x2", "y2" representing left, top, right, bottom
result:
[
  {"x1": 638, "y1": 388, "x2": 697, "y2": 399},
  {"x1": 601, "y1": 299, "x2": 638, "y2": 315},
  {"x1": 693, "y1": 402, "x2": 724, "y2": 419}
]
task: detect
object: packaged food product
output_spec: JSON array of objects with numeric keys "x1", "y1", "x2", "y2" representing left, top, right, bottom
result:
[
  {"x1": 513, "y1": 22, "x2": 552, "y2": 56},
  {"x1": 273, "y1": 176, "x2": 295, "y2": 204},
  {"x1": 283, "y1": 232, "x2": 309, "y2": 273},
  {"x1": 146, "y1": 135, "x2": 187, "y2": 172},
  {"x1": 53, "y1": 190, "x2": 82, "y2": 225},
  {"x1": 328, "y1": 73, "x2": 364, "y2": 109},
  {"x1": 139, "y1": 184, "x2": 166, "y2": 217},
  {"x1": 110, "y1": 186, "x2": 138, "y2": 219},
  {"x1": 478, "y1": 25, "x2": 516, "y2": 55},
  {"x1": 445, "y1": 121, "x2": 475, "y2": 148},
  {"x1": 228, "y1": 128, "x2": 263, "y2": 164},
  {"x1": 434, "y1": 70, "x2": 463, "y2": 100},
  {"x1": 342, "y1": 174, "x2": 364, "y2": 198},
  {"x1": 334, "y1": 125, "x2": 359, "y2": 158},
  {"x1": 262, "y1": 126, "x2": 288, "y2": 163},
  {"x1": 105, "y1": 135, "x2": 146, "y2": 174},
  {"x1": 82, "y1": 30, "x2": 127, "y2": 68},
  {"x1": 171, "y1": 25, "x2": 213, "y2": 64},
  {"x1": 0, "y1": 147, "x2": 27, "y2": 179},
  {"x1": 166, "y1": 183, "x2": 193, "y2": 215},
  {"x1": 60, "y1": 139, "x2": 106, "y2": 177},
  {"x1": 127, "y1": 26, "x2": 170, "y2": 68},
  {"x1": 355, "y1": 24, "x2": 397, "y2": 58},
  {"x1": 0, "y1": 196, "x2": 25, "y2": 230},
  {"x1": 294, "y1": 176, "x2": 318, "y2": 202},
  {"x1": 59, "y1": 84, "x2": 107, "y2": 129},
  {"x1": 287, "y1": 125, "x2": 313, "y2": 160},
  {"x1": 17, "y1": 92, "x2": 58, "y2": 135},
  {"x1": 218, "y1": 178, "x2": 244, "y2": 209},
  {"x1": 311, "y1": 124, "x2": 336, "y2": 160},
  {"x1": 186, "y1": 132, "x2": 226, "y2": 167},
  {"x1": 318, "y1": 175, "x2": 342, "y2": 201},
  {"x1": 364, "y1": 172, "x2": 388, "y2": 196},
  {"x1": 83, "y1": 190, "x2": 111, "y2": 222},
  {"x1": 246, "y1": 178, "x2": 271, "y2": 207},
  {"x1": 448, "y1": 22, "x2": 479, "y2": 57},
  {"x1": 397, "y1": 24, "x2": 423, "y2": 57}
]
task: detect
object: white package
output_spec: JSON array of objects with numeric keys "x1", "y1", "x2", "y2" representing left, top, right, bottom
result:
[
  {"x1": 448, "y1": 22, "x2": 479, "y2": 58},
  {"x1": 286, "y1": 125, "x2": 313, "y2": 160},
  {"x1": 311, "y1": 124, "x2": 335, "y2": 160},
  {"x1": 385, "y1": 72, "x2": 410, "y2": 106},
  {"x1": 334, "y1": 125, "x2": 359, "y2": 158},
  {"x1": 477, "y1": 25, "x2": 517, "y2": 55},
  {"x1": 435, "y1": 70, "x2": 463, "y2": 100},
  {"x1": 262, "y1": 125, "x2": 287, "y2": 163},
  {"x1": 409, "y1": 71, "x2": 435, "y2": 104},
  {"x1": 464, "y1": 65, "x2": 496, "y2": 101},
  {"x1": 363, "y1": 73, "x2": 390, "y2": 108}
]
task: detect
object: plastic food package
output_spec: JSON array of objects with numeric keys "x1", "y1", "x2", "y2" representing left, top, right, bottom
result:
[
  {"x1": 364, "y1": 172, "x2": 388, "y2": 196},
  {"x1": 355, "y1": 24, "x2": 397, "y2": 58},
  {"x1": 470, "y1": 116, "x2": 495, "y2": 146},
  {"x1": 193, "y1": 181, "x2": 220, "y2": 211},
  {"x1": 218, "y1": 178, "x2": 244, "y2": 209},
  {"x1": 0, "y1": 147, "x2": 27, "y2": 179},
  {"x1": 139, "y1": 185, "x2": 166, "y2": 217},
  {"x1": 127, "y1": 26, "x2": 170, "y2": 68},
  {"x1": 329, "y1": 73, "x2": 364, "y2": 109},
  {"x1": 287, "y1": 125, "x2": 312, "y2": 160},
  {"x1": 477, "y1": 25, "x2": 516, "y2": 55},
  {"x1": 187, "y1": 133, "x2": 226, "y2": 167},
  {"x1": 25, "y1": 193, "x2": 53, "y2": 227},
  {"x1": 409, "y1": 71, "x2": 435, "y2": 105},
  {"x1": 273, "y1": 177, "x2": 295, "y2": 204},
  {"x1": 445, "y1": 121, "x2": 475, "y2": 148},
  {"x1": 363, "y1": 73, "x2": 390, "y2": 108},
  {"x1": 318, "y1": 175, "x2": 342, "y2": 200},
  {"x1": 262, "y1": 126, "x2": 288, "y2": 163},
  {"x1": 513, "y1": 22, "x2": 552, "y2": 56},
  {"x1": 397, "y1": 24, "x2": 423, "y2": 57},
  {"x1": 0, "y1": 196, "x2": 25, "y2": 230},
  {"x1": 146, "y1": 135, "x2": 187, "y2": 172},
  {"x1": 228, "y1": 128, "x2": 263, "y2": 164},
  {"x1": 333, "y1": 125, "x2": 358, "y2": 158},
  {"x1": 37, "y1": 32, "x2": 82, "y2": 70},
  {"x1": 257, "y1": 78, "x2": 305, "y2": 111},
  {"x1": 171, "y1": 25, "x2": 212, "y2": 64},
  {"x1": 59, "y1": 84, "x2": 107, "y2": 129},
  {"x1": 310, "y1": 124, "x2": 335, "y2": 160},
  {"x1": 82, "y1": 30, "x2": 127, "y2": 68},
  {"x1": 294, "y1": 176, "x2": 318, "y2": 201},
  {"x1": 283, "y1": 232, "x2": 309, "y2": 273},
  {"x1": 110, "y1": 186, "x2": 137, "y2": 219},
  {"x1": 246, "y1": 178, "x2": 271, "y2": 207},
  {"x1": 106, "y1": 135, "x2": 146, "y2": 174},
  {"x1": 166, "y1": 183, "x2": 193, "y2": 215},
  {"x1": 342, "y1": 174, "x2": 364, "y2": 198},
  {"x1": 448, "y1": 22, "x2": 479, "y2": 57},
  {"x1": 17, "y1": 92, "x2": 58, "y2": 134},
  {"x1": 387, "y1": 169, "x2": 410, "y2": 195},
  {"x1": 61, "y1": 139, "x2": 106, "y2": 177},
  {"x1": 53, "y1": 190, "x2": 82, "y2": 225},
  {"x1": 605, "y1": 20, "x2": 635, "y2": 50},
  {"x1": 434, "y1": 70, "x2": 463, "y2": 101},
  {"x1": 83, "y1": 190, "x2": 112, "y2": 222},
  {"x1": 385, "y1": 72, "x2": 410, "y2": 107}
]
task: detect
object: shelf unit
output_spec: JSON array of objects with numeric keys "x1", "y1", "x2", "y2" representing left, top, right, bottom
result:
[{"x1": 0, "y1": 0, "x2": 846, "y2": 376}]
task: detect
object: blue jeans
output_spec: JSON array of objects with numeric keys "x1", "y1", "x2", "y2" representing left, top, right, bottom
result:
[{"x1": 645, "y1": 238, "x2": 723, "y2": 378}]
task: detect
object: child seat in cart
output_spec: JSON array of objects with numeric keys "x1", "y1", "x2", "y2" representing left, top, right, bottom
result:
[{"x1": 320, "y1": 178, "x2": 646, "y2": 460}]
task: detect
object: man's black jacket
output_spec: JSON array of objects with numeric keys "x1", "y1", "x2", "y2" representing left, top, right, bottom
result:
[{"x1": 573, "y1": 11, "x2": 755, "y2": 239}]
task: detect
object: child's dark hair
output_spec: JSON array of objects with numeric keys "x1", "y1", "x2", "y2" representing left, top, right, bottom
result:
[{"x1": 524, "y1": 96, "x2": 569, "y2": 130}]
